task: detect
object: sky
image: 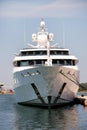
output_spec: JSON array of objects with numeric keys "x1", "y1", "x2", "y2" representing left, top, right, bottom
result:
[{"x1": 0, "y1": 0, "x2": 87, "y2": 89}]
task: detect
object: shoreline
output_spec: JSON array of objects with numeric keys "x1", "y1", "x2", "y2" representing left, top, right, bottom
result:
[{"x1": 0, "y1": 90, "x2": 14, "y2": 94}]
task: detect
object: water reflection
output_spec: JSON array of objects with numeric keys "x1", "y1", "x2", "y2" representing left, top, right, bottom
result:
[{"x1": 14, "y1": 104, "x2": 81, "y2": 130}]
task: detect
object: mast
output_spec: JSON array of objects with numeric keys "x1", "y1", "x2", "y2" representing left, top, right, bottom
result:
[
  {"x1": 47, "y1": 41, "x2": 51, "y2": 66},
  {"x1": 40, "y1": 20, "x2": 51, "y2": 66},
  {"x1": 32, "y1": 20, "x2": 54, "y2": 66}
]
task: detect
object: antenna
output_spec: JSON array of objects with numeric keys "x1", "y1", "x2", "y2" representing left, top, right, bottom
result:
[
  {"x1": 24, "y1": 19, "x2": 26, "y2": 44},
  {"x1": 62, "y1": 22, "x2": 65, "y2": 47}
]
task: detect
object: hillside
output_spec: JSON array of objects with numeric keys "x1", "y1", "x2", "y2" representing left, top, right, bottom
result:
[{"x1": 79, "y1": 83, "x2": 87, "y2": 91}]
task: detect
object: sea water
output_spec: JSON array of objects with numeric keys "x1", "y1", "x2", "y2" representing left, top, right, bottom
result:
[{"x1": 0, "y1": 93, "x2": 87, "y2": 130}]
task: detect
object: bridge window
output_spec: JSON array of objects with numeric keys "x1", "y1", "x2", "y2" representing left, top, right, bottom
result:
[
  {"x1": 50, "y1": 50, "x2": 69, "y2": 55},
  {"x1": 52, "y1": 59, "x2": 75, "y2": 66}
]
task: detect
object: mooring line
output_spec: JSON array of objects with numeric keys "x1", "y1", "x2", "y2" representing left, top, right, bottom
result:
[
  {"x1": 53, "y1": 82, "x2": 67, "y2": 104},
  {"x1": 31, "y1": 83, "x2": 46, "y2": 104}
]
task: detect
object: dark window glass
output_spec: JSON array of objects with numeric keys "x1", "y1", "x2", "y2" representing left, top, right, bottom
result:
[
  {"x1": 59, "y1": 60, "x2": 64, "y2": 65},
  {"x1": 52, "y1": 59, "x2": 57, "y2": 64}
]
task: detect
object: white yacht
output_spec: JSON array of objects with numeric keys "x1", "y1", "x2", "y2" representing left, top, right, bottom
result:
[{"x1": 13, "y1": 20, "x2": 79, "y2": 108}]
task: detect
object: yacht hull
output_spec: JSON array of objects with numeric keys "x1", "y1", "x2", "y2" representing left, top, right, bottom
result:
[{"x1": 14, "y1": 66, "x2": 79, "y2": 107}]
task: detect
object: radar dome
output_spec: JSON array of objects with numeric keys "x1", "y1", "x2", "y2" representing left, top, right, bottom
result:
[
  {"x1": 40, "y1": 21, "x2": 45, "y2": 28},
  {"x1": 49, "y1": 33, "x2": 54, "y2": 41},
  {"x1": 32, "y1": 33, "x2": 37, "y2": 41}
]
